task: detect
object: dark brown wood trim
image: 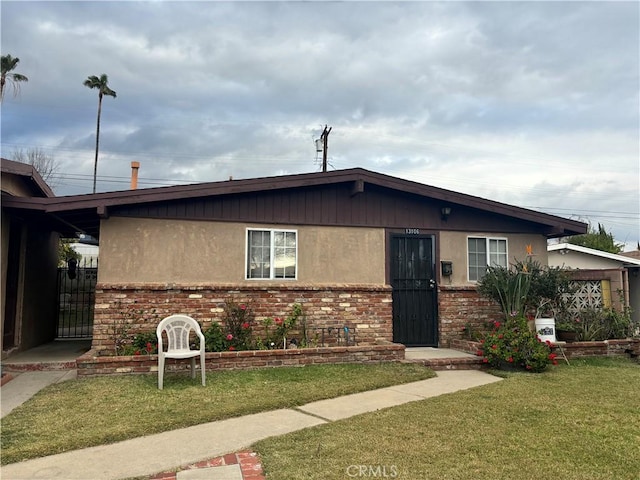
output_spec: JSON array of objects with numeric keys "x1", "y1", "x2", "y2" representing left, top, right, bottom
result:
[{"x1": 2, "y1": 167, "x2": 588, "y2": 240}]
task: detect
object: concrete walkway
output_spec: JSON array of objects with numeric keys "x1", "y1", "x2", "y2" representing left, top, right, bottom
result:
[
  {"x1": 1, "y1": 370, "x2": 78, "y2": 418},
  {"x1": 0, "y1": 370, "x2": 501, "y2": 480}
]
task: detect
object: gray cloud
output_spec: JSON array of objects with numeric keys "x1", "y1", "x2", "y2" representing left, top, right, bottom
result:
[{"x1": 1, "y1": 1, "x2": 637, "y2": 247}]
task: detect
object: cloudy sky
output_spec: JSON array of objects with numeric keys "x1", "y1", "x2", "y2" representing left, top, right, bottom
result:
[{"x1": 1, "y1": 1, "x2": 638, "y2": 249}]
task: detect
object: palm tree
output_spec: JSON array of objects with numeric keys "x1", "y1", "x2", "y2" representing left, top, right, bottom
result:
[
  {"x1": 1, "y1": 54, "x2": 29, "y2": 101},
  {"x1": 84, "y1": 74, "x2": 117, "y2": 193}
]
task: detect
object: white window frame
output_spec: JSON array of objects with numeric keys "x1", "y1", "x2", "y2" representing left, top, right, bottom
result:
[
  {"x1": 467, "y1": 236, "x2": 508, "y2": 282},
  {"x1": 246, "y1": 228, "x2": 298, "y2": 280}
]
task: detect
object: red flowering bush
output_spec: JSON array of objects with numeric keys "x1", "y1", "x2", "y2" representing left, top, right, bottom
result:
[
  {"x1": 203, "y1": 301, "x2": 255, "y2": 351},
  {"x1": 121, "y1": 332, "x2": 158, "y2": 355},
  {"x1": 257, "y1": 303, "x2": 304, "y2": 349},
  {"x1": 479, "y1": 315, "x2": 555, "y2": 373},
  {"x1": 221, "y1": 301, "x2": 255, "y2": 350},
  {"x1": 203, "y1": 301, "x2": 306, "y2": 351}
]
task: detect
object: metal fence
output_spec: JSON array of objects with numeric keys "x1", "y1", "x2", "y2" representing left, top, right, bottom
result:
[
  {"x1": 308, "y1": 326, "x2": 357, "y2": 347},
  {"x1": 56, "y1": 258, "x2": 97, "y2": 338}
]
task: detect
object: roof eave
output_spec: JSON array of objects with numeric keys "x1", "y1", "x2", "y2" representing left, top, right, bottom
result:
[
  {"x1": 1, "y1": 158, "x2": 55, "y2": 198},
  {"x1": 548, "y1": 243, "x2": 640, "y2": 266},
  {"x1": 2, "y1": 167, "x2": 589, "y2": 238}
]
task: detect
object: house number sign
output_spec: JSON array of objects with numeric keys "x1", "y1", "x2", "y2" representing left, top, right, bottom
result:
[{"x1": 405, "y1": 228, "x2": 420, "y2": 234}]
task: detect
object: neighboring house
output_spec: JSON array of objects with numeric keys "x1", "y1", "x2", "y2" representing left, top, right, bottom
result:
[
  {"x1": 2, "y1": 167, "x2": 587, "y2": 355},
  {"x1": 1, "y1": 159, "x2": 61, "y2": 356},
  {"x1": 621, "y1": 250, "x2": 640, "y2": 261},
  {"x1": 548, "y1": 243, "x2": 640, "y2": 327}
]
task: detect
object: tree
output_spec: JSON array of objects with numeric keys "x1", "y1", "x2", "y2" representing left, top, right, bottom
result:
[
  {"x1": 83, "y1": 73, "x2": 116, "y2": 194},
  {"x1": 58, "y1": 239, "x2": 81, "y2": 268},
  {"x1": 1, "y1": 54, "x2": 29, "y2": 101},
  {"x1": 12, "y1": 147, "x2": 60, "y2": 188},
  {"x1": 567, "y1": 223, "x2": 623, "y2": 254}
]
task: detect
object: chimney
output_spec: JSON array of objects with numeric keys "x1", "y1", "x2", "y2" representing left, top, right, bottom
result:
[{"x1": 130, "y1": 161, "x2": 140, "y2": 189}]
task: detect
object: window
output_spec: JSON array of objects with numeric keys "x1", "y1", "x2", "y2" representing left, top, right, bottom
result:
[
  {"x1": 468, "y1": 237, "x2": 507, "y2": 281},
  {"x1": 247, "y1": 229, "x2": 297, "y2": 279}
]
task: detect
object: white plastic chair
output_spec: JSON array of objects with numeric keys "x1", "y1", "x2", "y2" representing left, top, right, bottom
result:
[{"x1": 156, "y1": 314, "x2": 206, "y2": 390}]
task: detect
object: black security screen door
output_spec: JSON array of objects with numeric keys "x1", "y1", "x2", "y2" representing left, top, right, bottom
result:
[{"x1": 391, "y1": 235, "x2": 438, "y2": 346}]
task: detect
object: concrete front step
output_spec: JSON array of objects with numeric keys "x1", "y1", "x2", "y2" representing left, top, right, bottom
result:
[
  {"x1": 2, "y1": 361, "x2": 77, "y2": 372},
  {"x1": 403, "y1": 357, "x2": 485, "y2": 371}
]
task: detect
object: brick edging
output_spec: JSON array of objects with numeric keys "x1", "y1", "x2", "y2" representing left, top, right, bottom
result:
[
  {"x1": 77, "y1": 344, "x2": 406, "y2": 377},
  {"x1": 149, "y1": 449, "x2": 264, "y2": 480},
  {"x1": 0, "y1": 373, "x2": 14, "y2": 386}
]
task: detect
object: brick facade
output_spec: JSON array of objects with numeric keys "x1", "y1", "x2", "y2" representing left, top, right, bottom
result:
[
  {"x1": 93, "y1": 283, "x2": 393, "y2": 355},
  {"x1": 76, "y1": 344, "x2": 405, "y2": 377},
  {"x1": 438, "y1": 286, "x2": 502, "y2": 347}
]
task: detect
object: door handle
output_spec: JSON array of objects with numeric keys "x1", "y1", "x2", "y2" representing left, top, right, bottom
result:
[{"x1": 429, "y1": 279, "x2": 436, "y2": 289}]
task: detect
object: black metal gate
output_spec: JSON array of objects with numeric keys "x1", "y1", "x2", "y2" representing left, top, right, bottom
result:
[
  {"x1": 391, "y1": 235, "x2": 438, "y2": 346},
  {"x1": 56, "y1": 258, "x2": 97, "y2": 338}
]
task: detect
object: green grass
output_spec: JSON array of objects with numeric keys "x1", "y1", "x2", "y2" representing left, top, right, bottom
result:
[
  {"x1": 0, "y1": 362, "x2": 434, "y2": 465},
  {"x1": 254, "y1": 358, "x2": 640, "y2": 480}
]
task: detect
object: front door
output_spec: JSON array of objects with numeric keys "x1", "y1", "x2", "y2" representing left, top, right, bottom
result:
[{"x1": 391, "y1": 235, "x2": 438, "y2": 346}]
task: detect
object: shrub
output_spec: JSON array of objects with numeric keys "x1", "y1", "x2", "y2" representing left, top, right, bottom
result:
[
  {"x1": 132, "y1": 332, "x2": 158, "y2": 354},
  {"x1": 476, "y1": 266, "x2": 531, "y2": 318},
  {"x1": 478, "y1": 259, "x2": 574, "y2": 320},
  {"x1": 512, "y1": 259, "x2": 574, "y2": 317},
  {"x1": 116, "y1": 332, "x2": 158, "y2": 356},
  {"x1": 205, "y1": 301, "x2": 307, "y2": 351},
  {"x1": 575, "y1": 306, "x2": 633, "y2": 341},
  {"x1": 602, "y1": 305, "x2": 633, "y2": 339},
  {"x1": 110, "y1": 301, "x2": 310, "y2": 354},
  {"x1": 256, "y1": 303, "x2": 304, "y2": 349},
  {"x1": 478, "y1": 316, "x2": 556, "y2": 372},
  {"x1": 203, "y1": 322, "x2": 227, "y2": 352},
  {"x1": 220, "y1": 301, "x2": 255, "y2": 351}
]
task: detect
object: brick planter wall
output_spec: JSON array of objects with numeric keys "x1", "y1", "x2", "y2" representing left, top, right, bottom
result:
[
  {"x1": 438, "y1": 286, "x2": 502, "y2": 347},
  {"x1": 451, "y1": 338, "x2": 639, "y2": 360},
  {"x1": 450, "y1": 338, "x2": 482, "y2": 355},
  {"x1": 76, "y1": 343, "x2": 405, "y2": 378},
  {"x1": 559, "y1": 339, "x2": 635, "y2": 359},
  {"x1": 93, "y1": 283, "x2": 393, "y2": 355}
]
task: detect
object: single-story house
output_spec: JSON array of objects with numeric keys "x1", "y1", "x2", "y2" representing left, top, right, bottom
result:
[
  {"x1": 2, "y1": 166, "x2": 587, "y2": 355},
  {"x1": 548, "y1": 243, "x2": 640, "y2": 326}
]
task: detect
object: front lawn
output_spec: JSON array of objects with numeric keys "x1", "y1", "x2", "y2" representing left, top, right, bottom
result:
[
  {"x1": 254, "y1": 358, "x2": 640, "y2": 480},
  {"x1": 0, "y1": 362, "x2": 434, "y2": 465}
]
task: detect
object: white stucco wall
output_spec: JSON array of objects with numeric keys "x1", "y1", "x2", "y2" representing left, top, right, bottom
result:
[{"x1": 548, "y1": 250, "x2": 624, "y2": 270}]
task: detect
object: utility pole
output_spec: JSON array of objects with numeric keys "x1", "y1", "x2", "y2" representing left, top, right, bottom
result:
[{"x1": 320, "y1": 125, "x2": 332, "y2": 172}]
